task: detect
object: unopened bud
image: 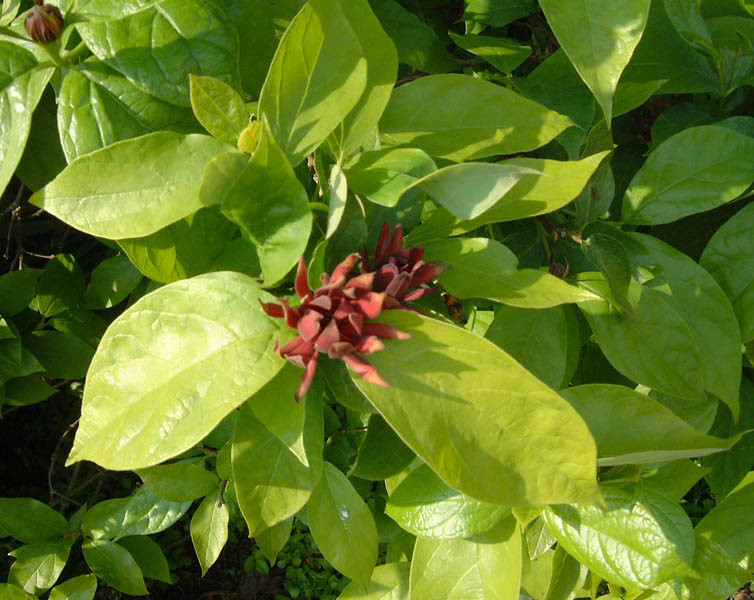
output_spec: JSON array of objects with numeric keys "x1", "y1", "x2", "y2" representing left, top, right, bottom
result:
[{"x1": 25, "y1": 0, "x2": 64, "y2": 44}]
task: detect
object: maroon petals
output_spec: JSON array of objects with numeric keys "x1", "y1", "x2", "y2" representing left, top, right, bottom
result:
[
  {"x1": 362, "y1": 323, "x2": 410, "y2": 340},
  {"x1": 343, "y1": 354, "x2": 389, "y2": 387},
  {"x1": 295, "y1": 255, "x2": 311, "y2": 299},
  {"x1": 259, "y1": 300, "x2": 284, "y2": 318},
  {"x1": 296, "y1": 351, "x2": 319, "y2": 401}
]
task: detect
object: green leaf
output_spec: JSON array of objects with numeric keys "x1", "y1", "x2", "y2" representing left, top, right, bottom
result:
[
  {"x1": 326, "y1": 164, "x2": 348, "y2": 239},
  {"x1": 544, "y1": 546, "x2": 583, "y2": 600},
  {"x1": 0, "y1": 41, "x2": 53, "y2": 197},
  {"x1": 404, "y1": 163, "x2": 538, "y2": 220},
  {"x1": 386, "y1": 465, "x2": 509, "y2": 539},
  {"x1": 190, "y1": 488, "x2": 229, "y2": 576},
  {"x1": 409, "y1": 516, "x2": 521, "y2": 600},
  {"x1": 621, "y1": 0, "x2": 717, "y2": 94},
  {"x1": 406, "y1": 152, "x2": 610, "y2": 242},
  {"x1": 485, "y1": 305, "x2": 576, "y2": 390},
  {"x1": 368, "y1": 0, "x2": 456, "y2": 73},
  {"x1": 702, "y1": 377, "x2": 754, "y2": 497},
  {"x1": 76, "y1": 0, "x2": 239, "y2": 107},
  {"x1": 449, "y1": 33, "x2": 531, "y2": 75},
  {"x1": 696, "y1": 472, "x2": 754, "y2": 570},
  {"x1": 82, "y1": 486, "x2": 190, "y2": 540},
  {"x1": 57, "y1": 60, "x2": 199, "y2": 162},
  {"x1": 254, "y1": 517, "x2": 292, "y2": 565},
  {"x1": 202, "y1": 123, "x2": 312, "y2": 285},
  {"x1": 136, "y1": 463, "x2": 218, "y2": 502},
  {"x1": 48, "y1": 310, "x2": 107, "y2": 350},
  {"x1": 329, "y1": 0, "x2": 397, "y2": 158},
  {"x1": 3, "y1": 375, "x2": 56, "y2": 407},
  {"x1": 643, "y1": 460, "x2": 710, "y2": 501},
  {"x1": 67, "y1": 272, "x2": 287, "y2": 470},
  {"x1": 623, "y1": 126, "x2": 754, "y2": 224},
  {"x1": 582, "y1": 232, "x2": 632, "y2": 313},
  {"x1": 258, "y1": 0, "x2": 371, "y2": 165},
  {"x1": 422, "y1": 239, "x2": 598, "y2": 309},
  {"x1": 83, "y1": 254, "x2": 143, "y2": 310},
  {"x1": 35, "y1": 254, "x2": 85, "y2": 318},
  {"x1": 116, "y1": 536, "x2": 171, "y2": 583},
  {"x1": 701, "y1": 202, "x2": 754, "y2": 343},
  {"x1": 350, "y1": 414, "x2": 414, "y2": 481},
  {"x1": 700, "y1": 0, "x2": 753, "y2": 18},
  {"x1": 0, "y1": 268, "x2": 40, "y2": 316},
  {"x1": 337, "y1": 562, "x2": 409, "y2": 599},
  {"x1": 578, "y1": 233, "x2": 742, "y2": 417},
  {"x1": 673, "y1": 534, "x2": 750, "y2": 600},
  {"x1": 353, "y1": 311, "x2": 602, "y2": 507},
  {"x1": 463, "y1": 0, "x2": 537, "y2": 27},
  {"x1": 32, "y1": 132, "x2": 232, "y2": 240},
  {"x1": 345, "y1": 148, "x2": 436, "y2": 208},
  {"x1": 0, "y1": 498, "x2": 67, "y2": 543},
  {"x1": 307, "y1": 463, "x2": 379, "y2": 591},
  {"x1": 0, "y1": 584, "x2": 35, "y2": 600},
  {"x1": 561, "y1": 384, "x2": 744, "y2": 466},
  {"x1": 380, "y1": 74, "x2": 574, "y2": 161},
  {"x1": 8, "y1": 539, "x2": 73, "y2": 595},
  {"x1": 82, "y1": 539, "x2": 148, "y2": 596},
  {"x1": 539, "y1": 0, "x2": 650, "y2": 123},
  {"x1": 190, "y1": 74, "x2": 249, "y2": 145},
  {"x1": 0, "y1": 0, "x2": 20, "y2": 26},
  {"x1": 22, "y1": 331, "x2": 94, "y2": 380},
  {"x1": 119, "y1": 207, "x2": 239, "y2": 284},
  {"x1": 664, "y1": 0, "x2": 712, "y2": 45},
  {"x1": 48, "y1": 574, "x2": 97, "y2": 600},
  {"x1": 543, "y1": 485, "x2": 696, "y2": 588},
  {"x1": 232, "y1": 394, "x2": 323, "y2": 535}
]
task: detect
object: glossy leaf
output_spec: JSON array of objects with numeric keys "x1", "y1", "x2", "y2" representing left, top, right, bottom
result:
[
  {"x1": 696, "y1": 472, "x2": 754, "y2": 570},
  {"x1": 449, "y1": 33, "x2": 531, "y2": 74},
  {"x1": 48, "y1": 574, "x2": 97, "y2": 600},
  {"x1": 32, "y1": 133, "x2": 232, "y2": 239},
  {"x1": 232, "y1": 395, "x2": 323, "y2": 535},
  {"x1": 135, "y1": 463, "x2": 218, "y2": 502},
  {"x1": 346, "y1": 148, "x2": 436, "y2": 208},
  {"x1": 76, "y1": 0, "x2": 239, "y2": 106},
  {"x1": 423, "y1": 239, "x2": 599, "y2": 309},
  {"x1": 190, "y1": 488, "x2": 229, "y2": 575},
  {"x1": 353, "y1": 311, "x2": 602, "y2": 507},
  {"x1": 22, "y1": 331, "x2": 94, "y2": 380},
  {"x1": 380, "y1": 74, "x2": 574, "y2": 161},
  {"x1": 539, "y1": 0, "x2": 651, "y2": 123},
  {"x1": 406, "y1": 152, "x2": 610, "y2": 240},
  {"x1": 700, "y1": 202, "x2": 754, "y2": 343},
  {"x1": 255, "y1": 517, "x2": 292, "y2": 565},
  {"x1": 463, "y1": 0, "x2": 537, "y2": 27},
  {"x1": 119, "y1": 207, "x2": 239, "y2": 284},
  {"x1": 404, "y1": 163, "x2": 538, "y2": 220},
  {"x1": 35, "y1": 254, "x2": 86, "y2": 318},
  {"x1": 0, "y1": 269, "x2": 40, "y2": 317},
  {"x1": 0, "y1": 498, "x2": 67, "y2": 543},
  {"x1": 8, "y1": 539, "x2": 73, "y2": 595},
  {"x1": 623, "y1": 126, "x2": 754, "y2": 224},
  {"x1": 543, "y1": 485, "x2": 696, "y2": 588},
  {"x1": 57, "y1": 61, "x2": 198, "y2": 162},
  {"x1": 409, "y1": 517, "x2": 521, "y2": 600},
  {"x1": 82, "y1": 539, "x2": 147, "y2": 596},
  {"x1": 386, "y1": 465, "x2": 509, "y2": 539},
  {"x1": 308, "y1": 462, "x2": 379, "y2": 591},
  {"x1": 201, "y1": 124, "x2": 312, "y2": 285},
  {"x1": 350, "y1": 414, "x2": 414, "y2": 481},
  {"x1": 116, "y1": 536, "x2": 171, "y2": 583},
  {"x1": 327, "y1": 164, "x2": 348, "y2": 239},
  {"x1": 578, "y1": 234, "x2": 742, "y2": 416},
  {"x1": 67, "y1": 272, "x2": 288, "y2": 470},
  {"x1": 673, "y1": 534, "x2": 749, "y2": 600},
  {"x1": 83, "y1": 254, "x2": 143, "y2": 310},
  {"x1": 485, "y1": 305, "x2": 573, "y2": 390},
  {"x1": 369, "y1": 0, "x2": 456, "y2": 73},
  {"x1": 190, "y1": 74, "x2": 248, "y2": 145},
  {"x1": 337, "y1": 562, "x2": 409, "y2": 599},
  {"x1": 82, "y1": 486, "x2": 191, "y2": 540},
  {"x1": 258, "y1": 0, "x2": 370, "y2": 164},
  {"x1": 0, "y1": 42, "x2": 52, "y2": 197},
  {"x1": 0, "y1": 584, "x2": 35, "y2": 600},
  {"x1": 561, "y1": 385, "x2": 743, "y2": 465}
]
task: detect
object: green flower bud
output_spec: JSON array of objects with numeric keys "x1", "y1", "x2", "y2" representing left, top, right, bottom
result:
[{"x1": 24, "y1": 0, "x2": 64, "y2": 44}]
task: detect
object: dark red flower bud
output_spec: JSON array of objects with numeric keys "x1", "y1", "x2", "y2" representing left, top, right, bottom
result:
[{"x1": 25, "y1": 0, "x2": 64, "y2": 44}]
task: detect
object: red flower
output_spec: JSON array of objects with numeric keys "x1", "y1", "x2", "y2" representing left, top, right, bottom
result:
[
  {"x1": 260, "y1": 255, "x2": 410, "y2": 400},
  {"x1": 362, "y1": 223, "x2": 447, "y2": 307},
  {"x1": 25, "y1": 0, "x2": 64, "y2": 44}
]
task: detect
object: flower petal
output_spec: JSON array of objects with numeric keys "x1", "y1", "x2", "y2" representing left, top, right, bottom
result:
[
  {"x1": 295, "y1": 255, "x2": 312, "y2": 299},
  {"x1": 314, "y1": 319, "x2": 341, "y2": 353},
  {"x1": 343, "y1": 353, "x2": 389, "y2": 387},
  {"x1": 362, "y1": 323, "x2": 411, "y2": 340},
  {"x1": 298, "y1": 310, "x2": 323, "y2": 341},
  {"x1": 258, "y1": 300, "x2": 284, "y2": 318},
  {"x1": 295, "y1": 351, "x2": 320, "y2": 401}
]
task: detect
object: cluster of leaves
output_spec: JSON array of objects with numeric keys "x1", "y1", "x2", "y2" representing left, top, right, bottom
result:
[{"x1": 2, "y1": 0, "x2": 754, "y2": 599}]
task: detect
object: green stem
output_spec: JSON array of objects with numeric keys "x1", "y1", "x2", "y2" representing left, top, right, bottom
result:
[
  {"x1": 60, "y1": 40, "x2": 89, "y2": 64},
  {"x1": 309, "y1": 202, "x2": 329, "y2": 213}
]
